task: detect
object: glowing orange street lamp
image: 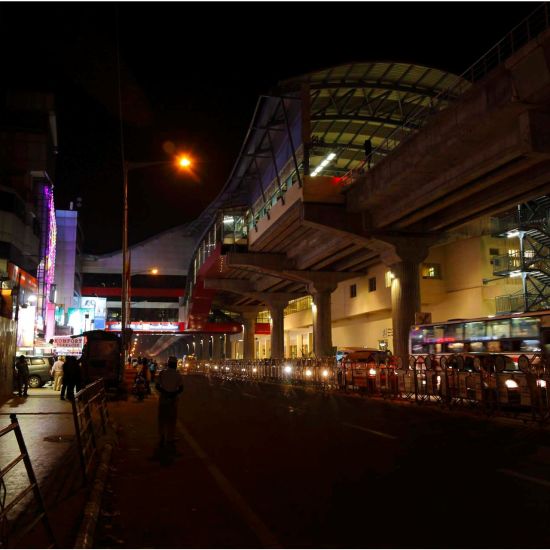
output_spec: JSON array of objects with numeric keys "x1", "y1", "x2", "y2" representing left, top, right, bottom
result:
[{"x1": 177, "y1": 155, "x2": 192, "y2": 169}]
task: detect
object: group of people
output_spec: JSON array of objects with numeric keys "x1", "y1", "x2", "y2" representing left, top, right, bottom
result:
[
  {"x1": 50, "y1": 355, "x2": 83, "y2": 400},
  {"x1": 13, "y1": 354, "x2": 82, "y2": 401},
  {"x1": 129, "y1": 356, "x2": 159, "y2": 398}
]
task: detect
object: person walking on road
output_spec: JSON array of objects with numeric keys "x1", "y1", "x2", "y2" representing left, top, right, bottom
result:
[
  {"x1": 51, "y1": 356, "x2": 65, "y2": 391},
  {"x1": 156, "y1": 356, "x2": 183, "y2": 450},
  {"x1": 15, "y1": 355, "x2": 29, "y2": 397}
]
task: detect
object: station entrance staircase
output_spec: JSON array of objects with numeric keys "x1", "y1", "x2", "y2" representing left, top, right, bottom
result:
[{"x1": 492, "y1": 196, "x2": 550, "y2": 313}]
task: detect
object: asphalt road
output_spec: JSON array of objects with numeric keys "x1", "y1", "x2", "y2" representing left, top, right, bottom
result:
[{"x1": 104, "y1": 375, "x2": 550, "y2": 548}]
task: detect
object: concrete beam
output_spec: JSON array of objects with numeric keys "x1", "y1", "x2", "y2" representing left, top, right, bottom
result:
[
  {"x1": 204, "y1": 278, "x2": 258, "y2": 293},
  {"x1": 344, "y1": 36, "x2": 550, "y2": 232},
  {"x1": 301, "y1": 203, "x2": 372, "y2": 246},
  {"x1": 226, "y1": 252, "x2": 295, "y2": 271},
  {"x1": 281, "y1": 270, "x2": 364, "y2": 287},
  {"x1": 301, "y1": 202, "x2": 444, "y2": 255},
  {"x1": 222, "y1": 305, "x2": 263, "y2": 315},
  {"x1": 205, "y1": 278, "x2": 302, "y2": 305}
]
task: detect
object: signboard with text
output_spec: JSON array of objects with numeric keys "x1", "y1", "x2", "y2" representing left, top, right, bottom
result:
[
  {"x1": 52, "y1": 336, "x2": 84, "y2": 355},
  {"x1": 106, "y1": 321, "x2": 186, "y2": 333}
]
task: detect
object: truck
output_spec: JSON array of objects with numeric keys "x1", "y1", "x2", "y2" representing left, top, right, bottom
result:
[{"x1": 72, "y1": 330, "x2": 123, "y2": 392}]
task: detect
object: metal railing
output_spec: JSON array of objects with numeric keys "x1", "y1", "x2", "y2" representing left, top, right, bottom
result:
[
  {"x1": 492, "y1": 253, "x2": 522, "y2": 276},
  {"x1": 187, "y1": 352, "x2": 550, "y2": 423},
  {"x1": 190, "y1": 358, "x2": 339, "y2": 389},
  {"x1": 495, "y1": 292, "x2": 529, "y2": 314},
  {"x1": 0, "y1": 414, "x2": 56, "y2": 548},
  {"x1": 402, "y1": 353, "x2": 550, "y2": 422},
  {"x1": 72, "y1": 379, "x2": 111, "y2": 484}
]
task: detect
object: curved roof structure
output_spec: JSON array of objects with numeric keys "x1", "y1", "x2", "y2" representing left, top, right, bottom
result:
[{"x1": 280, "y1": 61, "x2": 469, "y2": 174}]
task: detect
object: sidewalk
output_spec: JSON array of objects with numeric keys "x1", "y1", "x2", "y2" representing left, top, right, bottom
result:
[{"x1": 0, "y1": 388, "x2": 88, "y2": 548}]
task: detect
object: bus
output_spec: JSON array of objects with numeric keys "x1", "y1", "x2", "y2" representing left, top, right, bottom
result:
[{"x1": 409, "y1": 311, "x2": 550, "y2": 365}]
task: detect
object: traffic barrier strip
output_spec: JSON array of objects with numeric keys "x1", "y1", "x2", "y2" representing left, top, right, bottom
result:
[{"x1": 196, "y1": 354, "x2": 550, "y2": 423}]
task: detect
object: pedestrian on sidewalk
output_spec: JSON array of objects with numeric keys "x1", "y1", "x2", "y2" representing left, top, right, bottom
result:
[
  {"x1": 51, "y1": 355, "x2": 65, "y2": 391},
  {"x1": 60, "y1": 356, "x2": 82, "y2": 401},
  {"x1": 15, "y1": 355, "x2": 29, "y2": 397},
  {"x1": 156, "y1": 356, "x2": 183, "y2": 450}
]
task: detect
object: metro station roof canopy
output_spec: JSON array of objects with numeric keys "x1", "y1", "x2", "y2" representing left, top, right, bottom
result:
[
  {"x1": 191, "y1": 61, "x2": 467, "y2": 243},
  {"x1": 280, "y1": 61, "x2": 467, "y2": 174}
]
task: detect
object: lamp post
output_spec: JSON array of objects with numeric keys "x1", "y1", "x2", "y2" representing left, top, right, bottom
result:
[
  {"x1": 121, "y1": 157, "x2": 191, "y2": 363},
  {"x1": 125, "y1": 267, "x2": 160, "y2": 332}
]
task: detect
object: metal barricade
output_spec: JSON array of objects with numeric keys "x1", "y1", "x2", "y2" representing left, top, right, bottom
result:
[
  {"x1": 72, "y1": 379, "x2": 111, "y2": 484},
  {"x1": 0, "y1": 414, "x2": 56, "y2": 548}
]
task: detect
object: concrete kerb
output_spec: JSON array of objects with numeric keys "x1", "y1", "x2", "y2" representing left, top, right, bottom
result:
[{"x1": 74, "y1": 429, "x2": 118, "y2": 549}]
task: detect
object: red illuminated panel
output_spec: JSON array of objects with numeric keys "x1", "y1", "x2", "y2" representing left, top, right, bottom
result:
[
  {"x1": 255, "y1": 323, "x2": 271, "y2": 335},
  {"x1": 82, "y1": 287, "x2": 184, "y2": 298}
]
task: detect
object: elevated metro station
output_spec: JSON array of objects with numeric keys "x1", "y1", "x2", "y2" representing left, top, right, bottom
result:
[{"x1": 182, "y1": 19, "x2": 550, "y2": 364}]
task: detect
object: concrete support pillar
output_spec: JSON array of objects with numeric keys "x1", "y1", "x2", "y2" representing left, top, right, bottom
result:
[
  {"x1": 194, "y1": 334, "x2": 209, "y2": 361},
  {"x1": 379, "y1": 236, "x2": 433, "y2": 367},
  {"x1": 309, "y1": 282, "x2": 337, "y2": 358},
  {"x1": 285, "y1": 331, "x2": 291, "y2": 359},
  {"x1": 390, "y1": 260, "x2": 421, "y2": 363},
  {"x1": 193, "y1": 335, "x2": 203, "y2": 359},
  {"x1": 225, "y1": 334, "x2": 232, "y2": 359},
  {"x1": 267, "y1": 299, "x2": 287, "y2": 360},
  {"x1": 203, "y1": 335, "x2": 212, "y2": 360},
  {"x1": 212, "y1": 334, "x2": 223, "y2": 361},
  {"x1": 242, "y1": 311, "x2": 257, "y2": 360}
]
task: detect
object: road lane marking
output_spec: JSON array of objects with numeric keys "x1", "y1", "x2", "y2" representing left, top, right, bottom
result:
[
  {"x1": 177, "y1": 421, "x2": 280, "y2": 548},
  {"x1": 342, "y1": 422, "x2": 397, "y2": 440},
  {"x1": 497, "y1": 468, "x2": 550, "y2": 489},
  {"x1": 242, "y1": 393, "x2": 257, "y2": 399},
  {"x1": 218, "y1": 387, "x2": 232, "y2": 392}
]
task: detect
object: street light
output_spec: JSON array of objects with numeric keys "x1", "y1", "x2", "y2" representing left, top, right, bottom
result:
[{"x1": 121, "y1": 157, "x2": 192, "y2": 362}]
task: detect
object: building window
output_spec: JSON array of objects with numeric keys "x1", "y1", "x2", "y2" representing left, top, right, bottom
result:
[
  {"x1": 489, "y1": 248, "x2": 500, "y2": 256},
  {"x1": 350, "y1": 284, "x2": 357, "y2": 298},
  {"x1": 368, "y1": 277, "x2": 376, "y2": 292},
  {"x1": 284, "y1": 296, "x2": 312, "y2": 316},
  {"x1": 422, "y1": 263, "x2": 442, "y2": 279}
]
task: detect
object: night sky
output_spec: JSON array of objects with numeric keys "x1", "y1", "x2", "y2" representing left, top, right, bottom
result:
[{"x1": 0, "y1": 2, "x2": 539, "y2": 254}]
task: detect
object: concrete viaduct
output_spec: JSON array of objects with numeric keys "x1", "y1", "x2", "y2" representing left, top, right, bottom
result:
[{"x1": 184, "y1": 18, "x2": 550, "y2": 364}]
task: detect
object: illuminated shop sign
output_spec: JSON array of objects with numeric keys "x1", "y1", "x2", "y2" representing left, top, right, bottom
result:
[
  {"x1": 80, "y1": 297, "x2": 107, "y2": 329},
  {"x1": 67, "y1": 307, "x2": 94, "y2": 334},
  {"x1": 52, "y1": 336, "x2": 84, "y2": 355},
  {"x1": 17, "y1": 304, "x2": 36, "y2": 348},
  {"x1": 105, "y1": 321, "x2": 186, "y2": 332}
]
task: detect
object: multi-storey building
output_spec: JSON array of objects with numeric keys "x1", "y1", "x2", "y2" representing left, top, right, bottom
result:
[{"x1": 0, "y1": 91, "x2": 58, "y2": 395}]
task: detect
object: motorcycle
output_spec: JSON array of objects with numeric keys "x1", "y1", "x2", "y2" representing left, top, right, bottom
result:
[{"x1": 132, "y1": 374, "x2": 148, "y2": 401}]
